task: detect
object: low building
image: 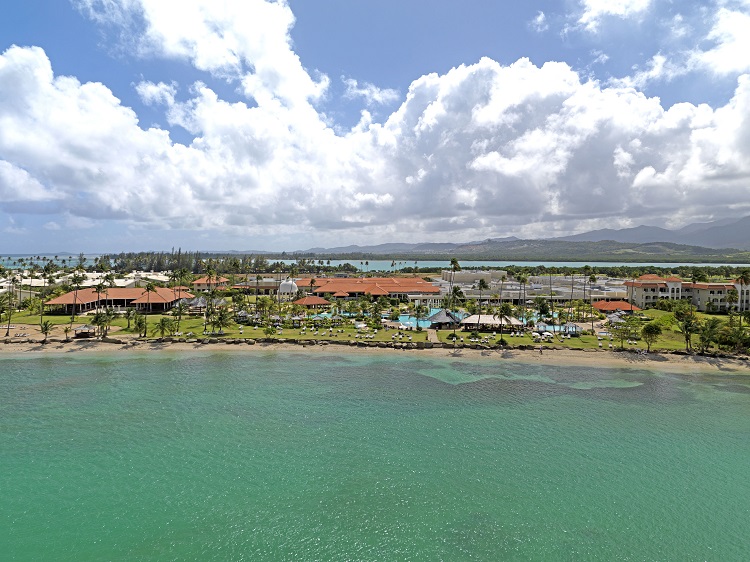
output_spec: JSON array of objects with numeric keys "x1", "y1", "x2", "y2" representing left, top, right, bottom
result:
[
  {"x1": 45, "y1": 287, "x2": 192, "y2": 314},
  {"x1": 191, "y1": 276, "x2": 230, "y2": 291}
]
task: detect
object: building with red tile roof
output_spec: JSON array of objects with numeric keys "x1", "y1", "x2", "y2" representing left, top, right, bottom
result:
[
  {"x1": 191, "y1": 276, "x2": 230, "y2": 291},
  {"x1": 296, "y1": 277, "x2": 440, "y2": 300},
  {"x1": 623, "y1": 274, "x2": 747, "y2": 312},
  {"x1": 293, "y1": 296, "x2": 331, "y2": 308},
  {"x1": 592, "y1": 300, "x2": 641, "y2": 312},
  {"x1": 45, "y1": 287, "x2": 192, "y2": 314}
]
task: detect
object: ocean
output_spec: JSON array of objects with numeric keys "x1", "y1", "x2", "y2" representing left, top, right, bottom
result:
[{"x1": 2, "y1": 350, "x2": 749, "y2": 560}]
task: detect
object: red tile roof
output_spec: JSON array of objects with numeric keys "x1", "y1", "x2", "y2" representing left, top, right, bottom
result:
[
  {"x1": 293, "y1": 296, "x2": 331, "y2": 306},
  {"x1": 296, "y1": 277, "x2": 440, "y2": 295},
  {"x1": 192, "y1": 276, "x2": 229, "y2": 285},
  {"x1": 593, "y1": 300, "x2": 641, "y2": 312},
  {"x1": 46, "y1": 287, "x2": 191, "y2": 306}
]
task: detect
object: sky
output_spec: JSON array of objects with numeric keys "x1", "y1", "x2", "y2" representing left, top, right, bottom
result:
[{"x1": 1, "y1": 0, "x2": 750, "y2": 253}]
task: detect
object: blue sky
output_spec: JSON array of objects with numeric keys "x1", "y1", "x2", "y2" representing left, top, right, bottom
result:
[{"x1": 1, "y1": 0, "x2": 750, "y2": 253}]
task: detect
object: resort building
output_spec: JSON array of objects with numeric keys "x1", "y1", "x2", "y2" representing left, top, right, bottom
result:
[
  {"x1": 45, "y1": 287, "x2": 193, "y2": 314},
  {"x1": 624, "y1": 274, "x2": 749, "y2": 312},
  {"x1": 191, "y1": 276, "x2": 230, "y2": 291},
  {"x1": 296, "y1": 277, "x2": 442, "y2": 307}
]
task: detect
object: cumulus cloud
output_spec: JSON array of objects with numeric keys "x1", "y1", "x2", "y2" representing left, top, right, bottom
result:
[
  {"x1": 342, "y1": 78, "x2": 399, "y2": 107},
  {"x1": 578, "y1": 0, "x2": 651, "y2": 32},
  {"x1": 3, "y1": 0, "x2": 750, "y2": 246},
  {"x1": 690, "y1": 6, "x2": 750, "y2": 75},
  {"x1": 136, "y1": 80, "x2": 176, "y2": 105}
]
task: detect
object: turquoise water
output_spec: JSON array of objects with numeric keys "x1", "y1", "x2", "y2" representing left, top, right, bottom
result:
[{"x1": 2, "y1": 351, "x2": 750, "y2": 560}]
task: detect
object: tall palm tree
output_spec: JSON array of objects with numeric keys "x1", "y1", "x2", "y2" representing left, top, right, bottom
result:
[
  {"x1": 143, "y1": 282, "x2": 157, "y2": 335},
  {"x1": 495, "y1": 302, "x2": 513, "y2": 342},
  {"x1": 94, "y1": 282, "x2": 106, "y2": 313},
  {"x1": 475, "y1": 278, "x2": 489, "y2": 333},
  {"x1": 448, "y1": 259, "x2": 461, "y2": 341},
  {"x1": 589, "y1": 274, "x2": 597, "y2": 333},
  {"x1": 69, "y1": 268, "x2": 85, "y2": 328},
  {"x1": 737, "y1": 269, "x2": 750, "y2": 329},
  {"x1": 517, "y1": 274, "x2": 528, "y2": 326},
  {"x1": 2, "y1": 291, "x2": 15, "y2": 337}
]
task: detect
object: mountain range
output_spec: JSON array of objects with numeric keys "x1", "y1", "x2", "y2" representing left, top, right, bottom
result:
[
  {"x1": 554, "y1": 216, "x2": 750, "y2": 250},
  {"x1": 296, "y1": 216, "x2": 749, "y2": 255}
]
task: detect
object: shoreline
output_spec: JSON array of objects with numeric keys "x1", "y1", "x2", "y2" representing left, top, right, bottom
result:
[{"x1": 2, "y1": 334, "x2": 749, "y2": 375}]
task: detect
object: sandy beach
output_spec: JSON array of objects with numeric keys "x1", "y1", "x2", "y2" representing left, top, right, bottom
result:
[{"x1": 2, "y1": 332, "x2": 749, "y2": 375}]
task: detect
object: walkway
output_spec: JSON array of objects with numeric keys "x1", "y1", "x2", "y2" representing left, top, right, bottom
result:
[{"x1": 426, "y1": 329, "x2": 441, "y2": 344}]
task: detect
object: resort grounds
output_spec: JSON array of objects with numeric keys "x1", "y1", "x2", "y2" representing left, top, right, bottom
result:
[{"x1": 3, "y1": 308, "x2": 749, "y2": 375}]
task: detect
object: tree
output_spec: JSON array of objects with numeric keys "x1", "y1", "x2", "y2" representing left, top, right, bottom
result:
[
  {"x1": 134, "y1": 312, "x2": 147, "y2": 338},
  {"x1": 641, "y1": 322, "x2": 662, "y2": 352},
  {"x1": 727, "y1": 288, "x2": 738, "y2": 313},
  {"x1": 39, "y1": 320, "x2": 54, "y2": 343},
  {"x1": 738, "y1": 269, "x2": 750, "y2": 328},
  {"x1": 63, "y1": 326, "x2": 71, "y2": 341},
  {"x1": 673, "y1": 301, "x2": 699, "y2": 351},
  {"x1": 610, "y1": 315, "x2": 641, "y2": 349},
  {"x1": 495, "y1": 302, "x2": 514, "y2": 343},
  {"x1": 475, "y1": 279, "x2": 489, "y2": 333},
  {"x1": 152, "y1": 317, "x2": 176, "y2": 338},
  {"x1": 517, "y1": 274, "x2": 528, "y2": 325},
  {"x1": 412, "y1": 303, "x2": 428, "y2": 331},
  {"x1": 2, "y1": 291, "x2": 15, "y2": 337},
  {"x1": 212, "y1": 306, "x2": 233, "y2": 334},
  {"x1": 124, "y1": 307, "x2": 136, "y2": 330},
  {"x1": 69, "y1": 268, "x2": 85, "y2": 328},
  {"x1": 698, "y1": 317, "x2": 722, "y2": 353},
  {"x1": 143, "y1": 282, "x2": 157, "y2": 335}
]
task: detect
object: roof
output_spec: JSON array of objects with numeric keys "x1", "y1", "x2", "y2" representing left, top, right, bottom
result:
[
  {"x1": 460, "y1": 314, "x2": 523, "y2": 326},
  {"x1": 130, "y1": 287, "x2": 193, "y2": 304},
  {"x1": 46, "y1": 287, "x2": 192, "y2": 306},
  {"x1": 296, "y1": 277, "x2": 440, "y2": 295},
  {"x1": 427, "y1": 309, "x2": 460, "y2": 324},
  {"x1": 593, "y1": 300, "x2": 641, "y2": 312},
  {"x1": 293, "y1": 296, "x2": 331, "y2": 306},
  {"x1": 192, "y1": 276, "x2": 229, "y2": 285}
]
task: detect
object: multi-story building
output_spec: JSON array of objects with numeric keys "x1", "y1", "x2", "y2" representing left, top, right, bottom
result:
[{"x1": 625, "y1": 274, "x2": 748, "y2": 312}]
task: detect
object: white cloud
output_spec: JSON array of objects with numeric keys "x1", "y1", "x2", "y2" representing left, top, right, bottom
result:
[
  {"x1": 136, "y1": 80, "x2": 176, "y2": 106},
  {"x1": 342, "y1": 78, "x2": 399, "y2": 107},
  {"x1": 530, "y1": 11, "x2": 549, "y2": 33},
  {"x1": 578, "y1": 0, "x2": 652, "y2": 32},
  {"x1": 3, "y1": 1, "x2": 750, "y2": 245},
  {"x1": 690, "y1": 7, "x2": 750, "y2": 75}
]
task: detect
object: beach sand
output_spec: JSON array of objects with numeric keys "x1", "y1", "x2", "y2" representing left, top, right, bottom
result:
[{"x1": 2, "y1": 332, "x2": 749, "y2": 375}]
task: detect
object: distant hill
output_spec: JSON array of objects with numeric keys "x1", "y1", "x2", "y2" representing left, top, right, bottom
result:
[
  {"x1": 297, "y1": 238, "x2": 750, "y2": 263},
  {"x1": 300, "y1": 238, "x2": 519, "y2": 255},
  {"x1": 555, "y1": 216, "x2": 750, "y2": 250}
]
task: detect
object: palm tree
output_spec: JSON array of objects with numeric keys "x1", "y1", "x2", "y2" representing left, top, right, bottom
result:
[
  {"x1": 213, "y1": 307, "x2": 233, "y2": 335},
  {"x1": 589, "y1": 274, "x2": 597, "y2": 333},
  {"x1": 697, "y1": 317, "x2": 722, "y2": 353},
  {"x1": 736, "y1": 269, "x2": 750, "y2": 329},
  {"x1": 2, "y1": 291, "x2": 15, "y2": 337},
  {"x1": 517, "y1": 274, "x2": 528, "y2": 326},
  {"x1": 124, "y1": 308, "x2": 136, "y2": 330},
  {"x1": 495, "y1": 302, "x2": 513, "y2": 343},
  {"x1": 69, "y1": 268, "x2": 85, "y2": 328},
  {"x1": 727, "y1": 288, "x2": 739, "y2": 314},
  {"x1": 475, "y1": 279, "x2": 489, "y2": 333},
  {"x1": 152, "y1": 317, "x2": 176, "y2": 338},
  {"x1": 134, "y1": 312, "x2": 147, "y2": 338},
  {"x1": 143, "y1": 282, "x2": 157, "y2": 335},
  {"x1": 94, "y1": 282, "x2": 106, "y2": 313}
]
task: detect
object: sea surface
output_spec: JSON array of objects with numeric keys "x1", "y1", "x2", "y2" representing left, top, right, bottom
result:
[{"x1": 2, "y1": 351, "x2": 749, "y2": 561}]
